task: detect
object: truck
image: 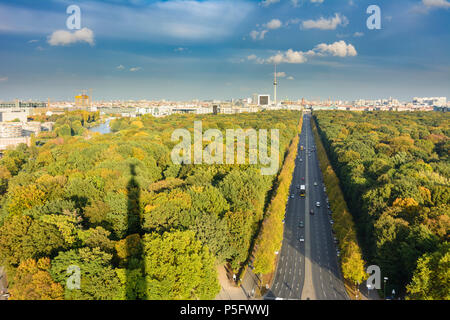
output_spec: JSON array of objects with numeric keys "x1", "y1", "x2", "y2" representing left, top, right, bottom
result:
[{"x1": 300, "y1": 185, "x2": 306, "y2": 197}]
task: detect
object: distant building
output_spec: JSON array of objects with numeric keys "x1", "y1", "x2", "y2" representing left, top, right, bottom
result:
[
  {"x1": 0, "y1": 123, "x2": 23, "y2": 138},
  {"x1": 0, "y1": 109, "x2": 28, "y2": 122},
  {"x1": 75, "y1": 95, "x2": 90, "y2": 108},
  {"x1": 0, "y1": 101, "x2": 47, "y2": 109},
  {"x1": 258, "y1": 95, "x2": 271, "y2": 106},
  {"x1": 413, "y1": 97, "x2": 447, "y2": 107},
  {"x1": 0, "y1": 137, "x2": 30, "y2": 150}
]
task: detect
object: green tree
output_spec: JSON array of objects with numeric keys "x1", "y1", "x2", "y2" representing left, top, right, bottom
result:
[
  {"x1": 142, "y1": 230, "x2": 220, "y2": 300},
  {"x1": 407, "y1": 242, "x2": 450, "y2": 300},
  {"x1": 50, "y1": 247, "x2": 124, "y2": 300}
]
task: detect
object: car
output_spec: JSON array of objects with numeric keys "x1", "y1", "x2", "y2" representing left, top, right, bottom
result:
[
  {"x1": 337, "y1": 251, "x2": 340, "y2": 257},
  {"x1": 296, "y1": 185, "x2": 300, "y2": 189},
  {"x1": 299, "y1": 221, "x2": 304, "y2": 228},
  {"x1": 301, "y1": 177, "x2": 305, "y2": 181},
  {"x1": 314, "y1": 182, "x2": 318, "y2": 186},
  {"x1": 330, "y1": 220, "x2": 334, "y2": 225},
  {"x1": 300, "y1": 159, "x2": 303, "y2": 162},
  {"x1": 299, "y1": 238, "x2": 305, "y2": 243},
  {"x1": 310, "y1": 209, "x2": 314, "y2": 215},
  {"x1": 316, "y1": 202, "x2": 321, "y2": 207},
  {"x1": 327, "y1": 204, "x2": 330, "y2": 209}
]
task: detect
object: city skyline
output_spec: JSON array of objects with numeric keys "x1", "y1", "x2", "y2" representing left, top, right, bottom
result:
[{"x1": 1, "y1": 0, "x2": 450, "y2": 101}]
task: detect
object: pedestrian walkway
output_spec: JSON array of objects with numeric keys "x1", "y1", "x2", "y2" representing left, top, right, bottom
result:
[
  {"x1": 0, "y1": 266, "x2": 9, "y2": 300},
  {"x1": 215, "y1": 265, "x2": 247, "y2": 300},
  {"x1": 358, "y1": 283, "x2": 381, "y2": 300}
]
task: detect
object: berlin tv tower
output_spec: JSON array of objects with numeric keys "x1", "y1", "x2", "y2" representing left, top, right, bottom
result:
[{"x1": 273, "y1": 64, "x2": 278, "y2": 106}]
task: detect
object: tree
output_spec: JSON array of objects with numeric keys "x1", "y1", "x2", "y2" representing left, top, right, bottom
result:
[
  {"x1": 224, "y1": 211, "x2": 254, "y2": 269},
  {"x1": 0, "y1": 165, "x2": 11, "y2": 195},
  {"x1": 50, "y1": 247, "x2": 124, "y2": 300},
  {"x1": 9, "y1": 258, "x2": 64, "y2": 300},
  {"x1": 142, "y1": 230, "x2": 220, "y2": 300},
  {"x1": 189, "y1": 213, "x2": 233, "y2": 263},
  {"x1": 341, "y1": 241, "x2": 368, "y2": 286},
  {"x1": 407, "y1": 242, "x2": 450, "y2": 300},
  {"x1": 6, "y1": 184, "x2": 46, "y2": 216},
  {"x1": 0, "y1": 215, "x2": 65, "y2": 268}
]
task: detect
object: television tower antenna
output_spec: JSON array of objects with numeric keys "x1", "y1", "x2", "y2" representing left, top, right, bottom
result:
[{"x1": 273, "y1": 64, "x2": 278, "y2": 106}]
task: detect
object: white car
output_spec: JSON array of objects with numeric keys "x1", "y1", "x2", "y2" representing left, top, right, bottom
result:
[
  {"x1": 314, "y1": 182, "x2": 318, "y2": 186},
  {"x1": 299, "y1": 238, "x2": 305, "y2": 243},
  {"x1": 316, "y1": 202, "x2": 321, "y2": 207}
]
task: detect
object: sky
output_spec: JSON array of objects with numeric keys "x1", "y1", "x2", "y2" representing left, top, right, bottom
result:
[{"x1": 0, "y1": 0, "x2": 449, "y2": 101}]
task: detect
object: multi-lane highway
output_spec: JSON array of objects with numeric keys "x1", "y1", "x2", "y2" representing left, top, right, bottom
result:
[{"x1": 266, "y1": 113, "x2": 348, "y2": 300}]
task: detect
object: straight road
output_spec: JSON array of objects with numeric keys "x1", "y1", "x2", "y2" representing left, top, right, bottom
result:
[
  {"x1": 265, "y1": 116, "x2": 307, "y2": 300},
  {"x1": 265, "y1": 113, "x2": 348, "y2": 300},
  {"x1": 304, "y1": 113, "x2": 348, "y2": 300}
]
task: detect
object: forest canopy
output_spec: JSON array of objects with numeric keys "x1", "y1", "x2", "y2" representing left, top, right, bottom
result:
[
  {"x1": 313, "y1": 111, "x2": 449, "y2": 299},
  {"x1": 0, "y1": 110, "x2": 301, "y2": 300}
]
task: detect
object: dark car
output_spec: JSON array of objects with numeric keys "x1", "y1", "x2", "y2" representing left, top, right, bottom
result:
[{"x1": 310, "y1": 209, "x2": 314, "y2": 215}]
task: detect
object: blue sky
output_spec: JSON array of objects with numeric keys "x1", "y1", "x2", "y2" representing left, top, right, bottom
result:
[{"x1": 0, "y1": 0, "x2": 449, "y2": 101}]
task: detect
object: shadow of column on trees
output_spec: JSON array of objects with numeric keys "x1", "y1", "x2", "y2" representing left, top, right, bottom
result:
[{"x1": 126, "y1": 164, "x2": 147, "y2": 300}]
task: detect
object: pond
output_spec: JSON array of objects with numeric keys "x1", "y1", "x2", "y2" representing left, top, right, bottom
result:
[{"x1": 90, "y1": 119, "x2": 112, "y2": 134}]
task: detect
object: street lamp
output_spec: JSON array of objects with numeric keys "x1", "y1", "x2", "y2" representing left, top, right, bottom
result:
[{"x1": 384, "y1": 277, "x2": 388, "y2": 299}]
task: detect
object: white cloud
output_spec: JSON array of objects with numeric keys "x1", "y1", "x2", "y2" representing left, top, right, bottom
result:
[
  {"x1": 129, "y1": 67, "x2": 142, "y2": 72},
  {"x1": 275, "y1": 72, "x2": 287, "y2": 77},
  {"x1": 117, "y1": 65, "x2": 125, "y2": 70},
  {"x1": 1, "y1": 1, "x2": 254, "y2": 44},
  {"x1": 0, "y1": 77, "x2": 8, "y2": 82},
  {"x1": 287, "y1": 76, "x2": 295, "y2": 80},
  {"x1": 252, "y1": 40, "x2": 357, "y2": 65},
  {"x1": 314, "y1": 40, "x2": 357, "y2": 57},
  {"x1": 48, "y1": 28, "x2": 95, "y2": 46},
  {"x1": 422, "y1": 0, "x2": 450, "y2": 8},
  {"x1": 353, "y1": 32, "x2": 364, "y2": 37},
  {"x1": 310, "y1": 0, "x2": 324, "y2": 3},
  {"x1": 261, "y1": 0, "x2": 280, "y2": 7},
  {"x1": 267, "y1": 49, "x2": 308, "y2": 64},
  {"x1": 250, "y1": 30, "x2": 268, "y2": 40},
  {"x1": 302, "y1": 13, "x2": 348, "y2": 30},
  {"x1": 266, "y1": 19, "x2": 282, "y2": 30},
  {"x1": 247, "y1": 54, "x2": 265, "y2": 64}
]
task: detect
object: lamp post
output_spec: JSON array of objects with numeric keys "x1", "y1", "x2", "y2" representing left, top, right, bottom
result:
[{"x1": 383, "y1": 277, "x2": 388, "y2": 299}]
